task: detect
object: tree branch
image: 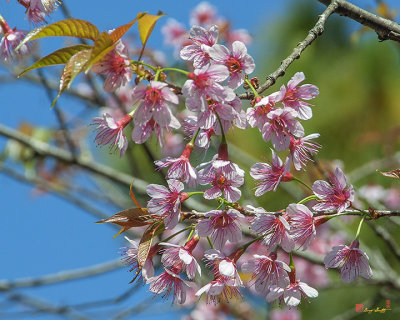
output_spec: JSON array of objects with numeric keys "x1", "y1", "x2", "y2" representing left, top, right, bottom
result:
[
  {"x1": 238, "y1": 0, "x2": 339, "y2": 100},
  {"x1": 318, "y1": 0, "x2": 400, "y2": 42}
]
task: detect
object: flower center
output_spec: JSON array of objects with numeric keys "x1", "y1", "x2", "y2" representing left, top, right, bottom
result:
[{"x1": 226, "y1": 57, "x2": 241, "y2": 74}]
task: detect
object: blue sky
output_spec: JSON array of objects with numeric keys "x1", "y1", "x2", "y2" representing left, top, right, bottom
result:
[{"x1": 1, "y1": 0, "x2": 399, "y2": 319}]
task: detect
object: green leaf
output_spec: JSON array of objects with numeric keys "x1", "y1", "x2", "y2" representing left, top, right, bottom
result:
[
  {"x1": 84, "y1": 31, "x2": 115, "y2": 72},
  {"x1": 16, "y1": 19, "x2": 100, "y2": 50},
  {"x1": 18, "y1": 44, "x2": 92, "y2": 77},
  {"x1": 109, "y1": 14, "x2": 146, "y2": 43},
  {"x1": 52, "y1": 48, "x2": 92, "y2": 106}
]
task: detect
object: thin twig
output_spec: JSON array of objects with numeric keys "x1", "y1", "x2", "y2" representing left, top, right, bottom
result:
[{"x1": 238, "y1": 0, "x2": 339, "y2": 100}]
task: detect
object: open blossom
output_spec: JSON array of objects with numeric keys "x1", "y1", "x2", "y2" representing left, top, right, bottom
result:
[
  {"x1": 267, "y1": 281, "x2": 318, "y2": 307},
  {"x1": 161, "y1": 238, "x2": 201, "y2": 280},
  {"x1": 198, "y1": 157, "x2": 244, "y2": 202},
  {"x1": 92, "y1": 39, "x2": 133, "y2": 92},
  {"x1": 250, "y1": 150, "x2": 292, "y2": 196},
  {"x1": 131, "y1": 81, "x2": 179, "y2": 127},
  {"x1": 146, "y1": 179, "x2": 187, "y2": 229},
  {"x1": 195, "y1": 275, "x2": 241, "y2": 304},
  {"x1": 190, "y1": 2, "x2": 218, "y2": 27},
  {"x1": 131, "y1": 116, "x2": 181, "y2": 146},
  {"x1": 204, "y1": 249, "x2": 242, "y2": 281},
  {"x1": 208, "y1": 41, "x2": 255, "y2": 89},
  {"x1": 182, "y1": 64, "x2": 235, "y2": 111},
  {"x1": 120, "y1": 237, "x2": 155, "y2": 281},
  {"x1": 196, "y1": 209, "x2": 243, "y2": 249},
  {"x1": 0, "y1": 18, "x2": 29, "y2": 61},
  {"x1": 261, "y1": 107, "x2": 304, "y2": 151},
  {"x1": 180, "y1": 25, "x2": 218, "y2": 69},
  {"x1": 241, "y1": 253, "x2": 290, "y2": 295},
  {"x1": 91, "y1": 113, "x2": 132, "y2": 157},
  {"x1": 324, "y1": 239, "x2": 372, "y2": 283},
  {"x1": 289, "y1": 133, "x2": 321, "y2": 171},
  {"x1": 147, "y1": 267, "x2": 189, "y2": 304},
  {"x1": 155, "y1": 143, "x2": 198, "y2": 187},
  {"x1": 246, "y1": 91, "x2": 283, "y2": 130},
  {"x1": 162, "y1": 18, "x2": 188, "y2": 48},
  {"x1": 286, "y1": 204, "x2": 317, "y2": 250},
  {"x1": 183, "y1": 116, "x2": 215, "y2": 149},
  {"x1": 280, "y1": 72, "x2": 319, "y2": 120},
  {"x1": 312, "y1": 167, "x2": 354, "y2": 213},
  {"x1": 251, "y1": 213, "x2": 295, "y2": 252}
]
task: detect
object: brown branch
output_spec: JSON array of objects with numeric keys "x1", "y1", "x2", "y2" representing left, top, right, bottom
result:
[
  {"x1": 238, "y1": 0, "x2": 339, "y2": 100},
  {"x1": 318, "y1": 0, "x2": 400, "y2": 42},
  {"x1": 0, "y1": 123, "x2": 210, "y2": 211}
]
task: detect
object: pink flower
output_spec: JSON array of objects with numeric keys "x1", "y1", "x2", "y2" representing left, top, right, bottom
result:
[
  {"x1": 241, "y1": 253, "x2": 290, "y2": 295},
  {"x1": 182, "y1": 64, "x2": 235, "y2": 111},
  {"x1": 180, "y1": 25, "x2": 218, "y2": 69},
  {"x1": 155, "y1": 143, "x2": 198, "y2": 187},
  {"x1": 120, "y1": 237, "x2": 155, "y2": 281},
  {"x1": 250, "y1": 150, "x2": 292, "y2": 196},
  {"x1": 91, "y1": 113, "x2": 132, "y2": 157},
  {"x1": 0, "y1": 18, "x2": 29, "y2": 61},
  {"x1": 196, "y1": 209, "x2": 244, "y2": 249},
  {"x1": 208, "y1": 41, "x2": 255, "y2": 89},
  {"x1": 312, "y1": 167, "x2": 354, "y2": 213},
  {"x1": 17, "y1": 0, "x2": 46, "y2": 24},
  {"x1": 195, "y1": 276, "x2": 241, "y2": 304},
  {"x1": 131, "y1": 116, "x2": 181, "y2": 146},
  {"x1": 286, "y1": 204, "x2": 317, "y2": 250},
  {"x1": 324, "y1": 239, "x2": 372, "y2": 283},
  {"x1": 190, "y1": 2, "x2": 218, "y2": 27},
  {"x1": 146, "y1": 179, "x2": 187, "y2": 229},
  {"x1": 267, "y1": 281, "x2": 318, "y2": 307},
  {"x1": 281, "y1": 72, "x2": 319, "y2": 120},
  {"x1": 204, "y1": 249, "x2": 242, "y2": 285},
  {"x1": 261, "y1": 107, "x2": 304, "y2": 151},
  {"x1": 161, "y1": 238, "x2": 201, "y2": 280},
  {"x1": 246, "y1": 91, "x2": 284, "y2": 130},
  {"x1": 131, "y1": 81, "x2": 179, "y2": 127},
  {"x1": 183, "y1": 116, "x2": 214, "y2": 149},
  {"x1": 224, "y1": 28, "x2": 252, "y2": 46},
  {"x1": 91, "y1": 39, "x2": 133, "y2": 92},
  {"x1": 270, "y1": 308, "x2": 301, "y2": 320},
  {"x1": 289, "y1": 133, "x2": 321, "y2": 171},
  {"x1": 162, "y1": 18, "x2": 188, "y2": 48},
  {"x1": 147, "y1": 267, "x2": 189, "y2": 304},
  {"x1": 251, "y1": 212, "x2": 295, "y2": 253}
]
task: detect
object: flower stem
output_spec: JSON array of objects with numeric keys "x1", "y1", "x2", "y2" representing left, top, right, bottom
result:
[
  {"x1": 161, "y1": 226, "x2": 192, "y2": 243},
  {"x1": 215, "y1": 112, "x2": 227, "y2": 145},
  {"x1": 207, "y1": 236, "x2": 214, "y2": 249},
  {"x1": 185, "y1": 228, "x2": 195, "y2": 244},
  {"x1": 355, "y1": 215, "x2": 366, "y2": 240},
  {"x1": 297, "y1": 195, "x2": 319, "y2": 205},
  {"x1": 159, "y1": 67, "x2": 190, "y2": 76},
  {"x1": 131, "y1": 60, "x2": 157, "y2": 72},
  {"x1": 244, "y1": 76, "x2": 258, "y2": 97},
  {"x1": 186, "y1": 191, "x2": 205, "y2": 197},
  {"x1": 241, "y1": 234, "x2": 264, "y2": 252},
  {"x1": 189, "y1": 128, "x2": 201, "y2": 146},
  {"x1": 292, "y1": 176, "x2": 313, "y2": 192}
]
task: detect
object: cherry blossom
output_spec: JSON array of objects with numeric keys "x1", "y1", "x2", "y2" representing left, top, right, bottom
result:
[
  {"x1": 196, "y1": 209, "x2": 243, "y2": 249},
  {"x1": 161, "y1": 18, "x2": 188, "y2": 48},
  {"x1": 208, "y1": 41, "x2": 255, "y2": 89},
  {"x1": 146, "y1": 179, "x2": 187, "y2": 229},
  {"x1": 182, "y1": 64, "x2": 235, "y2": 112},
  {"x1": 267, "y1": 281, "x2": 318, "y2": 307},
  {"x1": 180, "y1": 25, "x2": 218, "y2": 69},
  {"x1": 131, "y1": 81, "x2": 179, "y2": 127},
  {"x1": 91, "y1": 113, "x2": 132, "y2": 157},
  {"x1": 147, "y1": 267, "x2": 189, "y2": 304},
  {"x1": 250, "y1": 150, "x2": 292, "y2": 196},
  {"x1": 324, "y1": 239, "x2": 372, "y2": 283},
  {"x1": 120, "y1": 237, "x2": 155, "y2": 281},
  {"x1": 286, "y1": 204, "x2": 317, "y2": 250},
  {"x1": 195, "y1": 275, "x2": 241, "y2": 304},
  {"x1": 251, "y1": 212, "x2": 295, "y2": 252},
  {"x1": 189, "y1": 2, "x2": 218, "y2": 27},
  {"x1": 312, "y1": 167, "x2": 354, "y2": 213},
  {"x1": 92, "y1": 39, "x2": 133, "y2": 92},
  {"x1": 241, "y1": 253, "x2": 290, "y2": 295},
  {"x1": 0, "y1": 18, "x2": 29, "y2": 61},
  {"x1": 289, "y1": 133, "x2": 321, "y2": 171},
  {"x1": 204, "y1": 249, "x2": 242, "y2": 285},
  {"x1": 261, "y1": 107, "x2": 304, "y2": 151},
  {"x1": 280, "y1": 72, "x2": 319, "y2": 120}
]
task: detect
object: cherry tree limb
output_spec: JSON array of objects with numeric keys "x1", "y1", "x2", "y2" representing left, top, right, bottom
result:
[
  {"x1": 318, "y1": 0, "x2": 400, "y2": 42},
  {"x1": 238, "y1": 0, "x2": 339, "y2": 100}
]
